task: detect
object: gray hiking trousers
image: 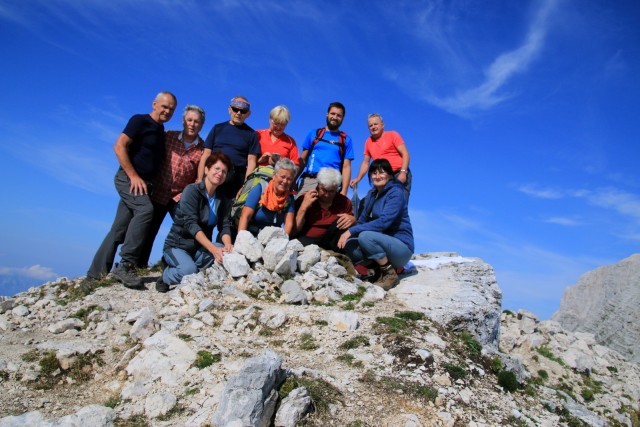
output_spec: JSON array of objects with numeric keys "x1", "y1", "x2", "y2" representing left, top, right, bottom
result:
[{"x1": 87, "y1": 168, "x2": 154, "y2": 278}]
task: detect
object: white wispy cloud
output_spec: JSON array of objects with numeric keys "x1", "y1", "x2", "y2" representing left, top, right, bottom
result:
[
  {"x1": 423, "y1": 0, "x2": 559, "y2": 116},
  {"x1": 518, "y1": 183, "x2": 640, "y2": 234},
  {"x1": 579, "y1": 188, "x2": 640, "y2": 222},
  {"x1": 544, "y1": 217, "x2": 583, "y2": 226},
  {"x1": 0, "y1": 265, "x2": 57, "y2": 280},
  {"x1": 517, "y1": 184, "x2": 564, "y2": 199}
]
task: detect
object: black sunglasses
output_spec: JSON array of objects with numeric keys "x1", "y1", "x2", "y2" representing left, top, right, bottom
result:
[{"x1": 231, "y1": 107, "x2": 249, "y2": 114}]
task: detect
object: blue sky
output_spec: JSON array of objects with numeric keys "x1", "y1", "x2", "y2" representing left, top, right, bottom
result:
[{"x1": 0, "y1": 0, "x2": 638, "y2": 319}]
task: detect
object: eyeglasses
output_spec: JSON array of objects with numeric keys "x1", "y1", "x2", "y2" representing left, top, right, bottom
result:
[
  {"x1": 231, "y1": 107, "x2": 249, "y2": 114},
  {"x1": 209, "y1": 166, "x2": 228, "y2": 176}
]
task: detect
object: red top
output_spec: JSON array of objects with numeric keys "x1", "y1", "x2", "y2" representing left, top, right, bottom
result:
[
  {"x1": 295, "y1": 193, "x2": 353, "y2": 238},
  {"x1": 151, "y1": 130, "x2": 204, "y2": 205},
  {"x1": 256, "y1": 129, "x2": 299, "y2": 166},
  {"x1": 364, "y1": 130, "x2": 406, "y2": 171}
]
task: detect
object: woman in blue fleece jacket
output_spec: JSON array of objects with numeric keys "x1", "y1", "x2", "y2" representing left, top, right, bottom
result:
[{"x1": 338, "y1": 159, "x2": 414, "y2": 290}]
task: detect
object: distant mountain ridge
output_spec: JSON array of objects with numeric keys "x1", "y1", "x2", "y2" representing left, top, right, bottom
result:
[{"x1": 552, "y1": 254, "x2": 640, "y2": 363}]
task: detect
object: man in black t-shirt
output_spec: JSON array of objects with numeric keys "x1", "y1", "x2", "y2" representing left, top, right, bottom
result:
[
  {"x1": 197, "y1": 96, "x2": 260, "y2": 199},
  {"x1": 85, "y1": 91, "x2": 177, "y2": 289}
]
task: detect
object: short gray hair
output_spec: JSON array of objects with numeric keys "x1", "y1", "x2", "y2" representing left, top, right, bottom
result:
[
  {"x1": 317, "y1": 167, "x2": 342, "y2": 188},
  {"x1": 367, "y1": 113, "x2": 384, "y2": 123},
  {"x1": 274, "y1": 158, "x2": 297, "y2": 175},
  {"x1": 155, "y1": 91, "x2": 177, "y2": 104},
  {"x1": 183, "y1": 104, "x2": 205, "y2": 124}
]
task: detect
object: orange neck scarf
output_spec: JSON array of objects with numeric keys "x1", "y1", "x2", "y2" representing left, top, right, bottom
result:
[{"x1": 260, "y1": 180, "x2": 290, "y2": 212}]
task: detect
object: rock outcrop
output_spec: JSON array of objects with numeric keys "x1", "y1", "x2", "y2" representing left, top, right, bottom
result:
[
  {"x1": 394, "y1": 253, "x2": 502, "y2": 348},
  {"x1": 552, "y1": 254, "x2": 640, "y2": 363},
  {"x1": 0, "y1": 235, "x2": 638, "y2": 426}
]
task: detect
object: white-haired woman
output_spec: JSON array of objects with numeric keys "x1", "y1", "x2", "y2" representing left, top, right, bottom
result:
[
  {"x1": 294, "y1": 167, "x2": 355, "y2": 251},
  {"x1": 238, "y1": 158, "x2": 297, "y2": 236},
  {"x1": 256, "y1": 105, "x2": 299, "y2": 167}
]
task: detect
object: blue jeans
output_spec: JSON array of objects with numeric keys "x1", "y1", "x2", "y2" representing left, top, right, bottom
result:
[
  {"x1": 344, "y1": 230, "x2": 412, "y2": 268},
  {"x1": 162, "y1": 244, "x2": 221, "y2": 285}
]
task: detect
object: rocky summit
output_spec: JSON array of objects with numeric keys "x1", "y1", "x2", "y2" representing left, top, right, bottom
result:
[
  {"x1": 0, "y1": 229, "x2": 638, "y2": 426},
  {"x1": 552, "y1": 254, "x2": 640, "y2": 364}
]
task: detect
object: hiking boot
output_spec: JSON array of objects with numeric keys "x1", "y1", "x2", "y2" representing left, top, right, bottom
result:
[
  {"x1": 79, "y1": 276, "x2": 98, "y2": 295},
  {"x1": 112, "y1": 262, "x2": 144, "y2": 289},
  {"x1": 155, "y1": 276, "x2": 169, "y2": 293},
  {"x1": 374, "y1": 265, "x2": 399, "y2": 291}
]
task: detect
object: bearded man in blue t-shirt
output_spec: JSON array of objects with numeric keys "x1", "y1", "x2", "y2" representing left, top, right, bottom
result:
[{"x1": 297, "y1": 102, "x2": 354, "y2": 197}]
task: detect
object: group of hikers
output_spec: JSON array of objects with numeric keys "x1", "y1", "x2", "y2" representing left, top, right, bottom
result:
[{"x1": 83, "y1": 92, "x2": 414, "y2": 294}]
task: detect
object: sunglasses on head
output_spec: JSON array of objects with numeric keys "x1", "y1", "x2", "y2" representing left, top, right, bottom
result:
[{"x1": 231, "y1": 107, "x2": 249, "y2": 114}]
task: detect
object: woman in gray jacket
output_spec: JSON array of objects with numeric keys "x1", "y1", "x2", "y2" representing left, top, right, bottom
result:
[{"x1": 159, "y1": 152, "x2": 234, "y2": 292}]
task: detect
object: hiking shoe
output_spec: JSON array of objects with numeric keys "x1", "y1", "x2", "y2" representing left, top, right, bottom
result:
[
  {"x1": 155, "y1": 276, "x2": 169, "y2": 293},
  {"x1": 112, "y1": 262, "x2": 144, "y2": 289},
  {"x1": 374, "y1": 265, "x2": 400, "y2": 291},
  {"x1": 79, "y1": 276, "x2": 98, "y2": 295}
]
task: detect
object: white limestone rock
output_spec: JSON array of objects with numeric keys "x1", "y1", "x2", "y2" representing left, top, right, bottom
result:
[
  {"x1": 126, "y1": 329, "x2": 196, "y2": 385},
  {"x1": 274, "y1": 386, "x2": 312, "y2": 427},
  {"x1": 394, "y1": 254, "x2": 502, "y2": 348},
  {"x1": 257, "y1": 226, "x2": 288, "y2": 246},
  {"x1": 297, "y1": 245, "x2": 321, "y2": 273},
  {"x1": 263, "y1": 238, "x2": 290, "y2": 272},
  {"x1": 327, "y1": 310, "x2": 360, "y2": 331},
  {"x1": 211, "y1": 349, "x2": 285, "y2": 427},
  {"x1": 281, "y1": 280, "x2": 308, "y2": 305},
  {"x1": 259, "y1": 308, "x2": 287, "y2": 329},
  {"x1": 234, "y1": 230, "x2": 264, "y2": 263},
  {"x1": 145, "y1": 392, "x2": 177, "y2": 418},
  {"x1": 48, "y1": 318, "x2": 85, "y2": 334},
  {"x1": 223, "y1": 252, "x2": 251, "y2": 278},
  {"x1": 312, "y1": 287, "x2": 341, "y2": 304},
  {"x1": 130, "y1": 312, "x2": 158, "y2": 342},
  {"x1": 125, "y1": 307, "x2": 156, "y2": 324},
  {"x1": 0, "y1": 405, "x2": 115, "y2": 427},
  {"x1": 11, "y1": 305, "x2": 30, "y2": 317},
  {"x1": 552, "y1": 254, "x2": 640, "y2": 362},
  {"x1": 360, "y1": 284, "x2": 385, "y2": 304},
  {"x1": 274, "y1": 250, "x2": 297, "y2": 276}
]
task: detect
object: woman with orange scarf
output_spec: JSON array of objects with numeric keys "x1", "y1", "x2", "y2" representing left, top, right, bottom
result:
[{"x1": 237, "y1": 158, "x2": 296, "y2": 236}]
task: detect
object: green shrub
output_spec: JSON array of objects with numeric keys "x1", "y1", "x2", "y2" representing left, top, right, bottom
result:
[
  {"x1": 278, "y1": 376, "x2": 343, "y2": 420},
  {"x1": 70, "y1": 305, "x2": 101, "y2": 322},
  {"x1": 341, "y1": 286, "x2": 366, "y2": 302},
  {"x1": 497, "y1": 370, "x2": 519, "y2": 393},
  {"x1": 581, "y1": 388, "x2": 594, "y2": 402},
  {"x1": 443, "y1": 363, "x2": 467, "y2": 381},
  {"x1": 359, "y1": 370, "x2": 437, "y2": 403},
  {"x1": 490, "y1": 356, "x2": 503, "y2": 374},
  {"x1": 104, "y1": 394, "x2": 121, "y2": 408},
  {"x1": 39, "y1": 352, "x2": 60, "y2": 376},
  {"x1": 375, "y1": 316, "x2": 409, "y2": 334},
  {"x1": 300, "y1": 333, "x2": 319, "y2": 350},
  {"x1": 339, "y1": 335, "x2": 369, "y2": 350},
  {"x1": 192, "y1": 351, "x2": 220, "y2": 369},
  {"x1": 21, "y1": 349, "x2": 40, "y2": 362},
  {"x1": 394, "y1": 311, "x2": 425, "y2": 321},
  {"x1": 459, "y1": 331, "x2": 482, "y2": 359},
  {"x1": 536, "y1": 345, "x2": 565, "y2": 366}
]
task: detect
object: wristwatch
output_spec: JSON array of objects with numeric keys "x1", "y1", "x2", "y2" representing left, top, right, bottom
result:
[{"x1": 399, "y1": 169, "x2": 408, "y2": 173}]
